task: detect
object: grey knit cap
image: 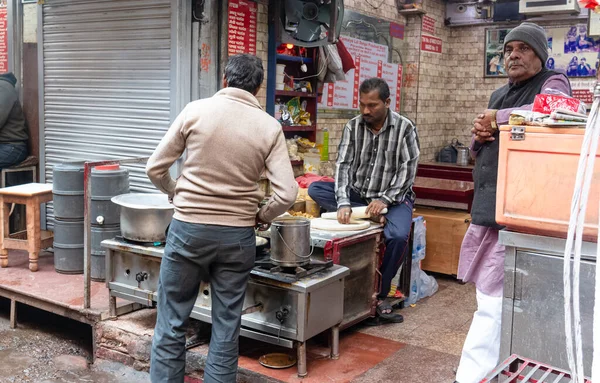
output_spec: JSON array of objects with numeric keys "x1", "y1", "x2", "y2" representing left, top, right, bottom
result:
[{"x1": 504, "y1": 22, "x2": 548, "y2": 64}]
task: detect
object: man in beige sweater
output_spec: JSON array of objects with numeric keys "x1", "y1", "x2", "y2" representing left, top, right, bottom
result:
[{"x1": 146, "y1": 54, "x2": 297, "y2": 383}]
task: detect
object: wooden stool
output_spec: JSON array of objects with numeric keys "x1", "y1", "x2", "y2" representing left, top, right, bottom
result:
[
  {"x1": 0, "y1": 183, "x2": 53, "y2": 271},
  {"x1": 1, "y1": 155, "x2": 39, "y2": 188}
]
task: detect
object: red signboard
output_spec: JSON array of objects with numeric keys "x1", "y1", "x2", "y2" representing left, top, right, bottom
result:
[
  {"x1": 422, "y1": 16, "x2": 435, "y2": 35},
  {"x1": 0, "y1": 6, "x2": 7, "y2": 73},
  {"x1": 227, "y1": 0, "x2": 257, "y2": 56},
  {"x1": 390, "y1": 22, "x2": 405, "y2": 40},
  {"x1": 573, "y1": 89, "x2": 594, "y2": 105},
  {"x1": 396, "y1": 65, "x2": 403, "y2": 112},
  {"x1": 421, "y1": 35, "x2": 442, "y2": 54}
]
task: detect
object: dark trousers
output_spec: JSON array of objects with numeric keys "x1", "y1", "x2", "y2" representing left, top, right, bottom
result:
[
  {"x1": 308, "y1": 181, "x2": 413, "y2": 300},
  {"x1": 150, "y1": 218, "x2": 256, "y2": 383}
]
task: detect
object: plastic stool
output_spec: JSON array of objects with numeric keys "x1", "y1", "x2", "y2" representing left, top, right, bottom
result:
[
  {"x1": 1, "y1": 155, "x2": 38, "y2": 188},
  {"x1": 0, "y1": 183, "x2": 53, "y2": 271}
]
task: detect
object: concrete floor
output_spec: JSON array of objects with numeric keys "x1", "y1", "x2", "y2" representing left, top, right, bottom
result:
[
  {"x1": 0, "y1": 248, "x2": 475, "y2": 383},
  {"x1": 95, "y1": 274, "x2": 475, "y2": 383},
  {"x1": 0, "y1": 300, "x2": 150, "y2": 383}
]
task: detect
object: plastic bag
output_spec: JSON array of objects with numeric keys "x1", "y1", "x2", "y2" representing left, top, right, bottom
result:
[
  {"x1": 540, "y1": 88, "x2": 587, "y2": 115},
  {"x1": 405, "y1": 216, "x2": 439, "y2": 305}
]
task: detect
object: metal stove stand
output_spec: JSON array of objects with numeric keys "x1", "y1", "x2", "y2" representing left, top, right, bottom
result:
[
  {"x1": 483, "y1": 354, "x2": 591, "y2": 383},
  {"x1": 101, "y1": 238, "x2": 350, "y2": 377}
]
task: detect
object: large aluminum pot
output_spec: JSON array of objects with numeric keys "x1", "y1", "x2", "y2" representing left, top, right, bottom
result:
[
  {"x1": 270, "y1": 217, "x2": 312, "y2": 267},
  {"x1": 111, "y1": 193, "x2": 174, "y2": 242}
]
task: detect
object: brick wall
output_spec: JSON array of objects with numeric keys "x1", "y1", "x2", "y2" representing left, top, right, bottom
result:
[
  {"x1": 253, "y1": 2, "x2": 578, "y2": 171},
  {"x1": 254, "y1": 0, "x2": 269, "y2": 107}
]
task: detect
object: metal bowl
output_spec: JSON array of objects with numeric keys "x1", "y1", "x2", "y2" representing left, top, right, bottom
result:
[{"x1": 111, "y1": 193, "x2": 174, "y2": 243}]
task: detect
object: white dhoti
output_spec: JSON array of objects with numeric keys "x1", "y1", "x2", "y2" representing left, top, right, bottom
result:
[
  {"x1": 455, "y1": 288, "x2": 503, "y2": 383},
  {"x1": 455, "y1": 224, "x2": 505, "y2": 383}
]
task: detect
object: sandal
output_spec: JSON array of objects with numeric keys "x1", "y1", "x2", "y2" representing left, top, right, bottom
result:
[{"x1": 375, "y1": 301, "x2": 404, "y2": 323}]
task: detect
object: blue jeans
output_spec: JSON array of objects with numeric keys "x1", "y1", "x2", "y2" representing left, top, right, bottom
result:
[
  {"x1": 150, "y1": 219, "x2": 256, "y2": 383},
  {"x1": 0, "y1": 143, "x2": 28, "y2": 170},
  {"x1": 308, "y1": 181, "x2": 413, "y2": 300}
]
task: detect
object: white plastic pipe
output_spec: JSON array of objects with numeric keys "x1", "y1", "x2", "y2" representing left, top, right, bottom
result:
[{"x1": 564, "y1": 97, "x2": 600, "y2": 382}]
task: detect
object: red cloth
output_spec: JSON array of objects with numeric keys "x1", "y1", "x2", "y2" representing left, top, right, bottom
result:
[
  {"x1": 296, "y1": 173, "x2": 334, "y2": 188},
  {"x1": 336, "y1": 40, "x2": 356, "y2": 74}
]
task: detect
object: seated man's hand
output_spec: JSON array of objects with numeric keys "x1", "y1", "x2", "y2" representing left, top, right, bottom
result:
[
  {"x1": 337, "y1": 206, "x2": 352, "y2": 224},
  {"x1": 366, "y1": 199, "x2": 387, "y2": 217}
]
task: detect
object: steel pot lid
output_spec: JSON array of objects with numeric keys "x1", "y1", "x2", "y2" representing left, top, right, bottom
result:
[{"x1": 111, "y1": 193, "x2": 174, "y2": 210}]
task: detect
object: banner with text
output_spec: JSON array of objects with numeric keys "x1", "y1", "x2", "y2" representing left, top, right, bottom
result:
[
  {"x1": 320, "y1": 36, "x2": 402, "y2": 111},
  {"x1": 227, "y1": 0, "x2": 257, "y2": 56},
  {"x1": 0, "y1": 4, "x2": 7, "y2": 73}
]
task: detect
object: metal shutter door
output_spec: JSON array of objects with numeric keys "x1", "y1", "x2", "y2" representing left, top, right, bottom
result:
[{"x1": 39, "y1": 0, "x2": 190, "y2": 225}]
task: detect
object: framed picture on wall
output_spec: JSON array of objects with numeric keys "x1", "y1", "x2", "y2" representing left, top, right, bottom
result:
[
  {"x1": 484, "y1": 28, "x2": 510, "y2": 77},
  {"x1": 589, "y1": 10, "x2": 600, "y2": 38},
  {"x1": 485, "y1": 25, "x2": 598, "y2": 78}
]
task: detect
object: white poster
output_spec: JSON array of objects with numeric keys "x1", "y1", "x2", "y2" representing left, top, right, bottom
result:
[{"x1": 320, "y1": 36, "x2": 401, "y2": 111}]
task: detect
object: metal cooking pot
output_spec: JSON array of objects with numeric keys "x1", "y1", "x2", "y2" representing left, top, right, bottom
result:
[
  {"x1": 111, "y1": 193, "x2": 174, "y2": 243},
  {"x1": 270, "y1": 217, "x2": 312, "y2": 267},
  {"x1": 456, "y1": 146, "x2": 470, "y2": 166}
]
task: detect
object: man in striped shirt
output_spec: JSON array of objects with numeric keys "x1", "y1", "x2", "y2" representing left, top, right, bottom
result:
[{"x1": 309, "y1": 78, "x2": 420, "y2": 323}]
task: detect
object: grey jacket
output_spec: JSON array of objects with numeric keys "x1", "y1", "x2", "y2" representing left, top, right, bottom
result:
[{"x1": 0, "y1": 76, "x2": 29, "y2": 143}]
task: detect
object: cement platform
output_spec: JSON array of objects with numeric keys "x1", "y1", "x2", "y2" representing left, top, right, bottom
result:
[{"x1": 0, "y1": 249, "x2": 138, "y2": 327}]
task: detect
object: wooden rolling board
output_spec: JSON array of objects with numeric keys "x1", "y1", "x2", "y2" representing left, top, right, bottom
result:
[
  {"x1": 310, "y1": 218, "x2": 371, "y2": 231},
  {"x1": 321, "y1": 206, "x2": 388, "y2": 220},
  {"x1": 414, "y1": 207, "x2": 471, "y2": 276}
]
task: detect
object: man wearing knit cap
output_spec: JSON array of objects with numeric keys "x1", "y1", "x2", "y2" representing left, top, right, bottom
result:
[
  {"x1": 454, "y1": 22, "x2": 572, "y2": 383},
  {"x1": 0, "y1": 73, "x2": 29, "y2": 170}
]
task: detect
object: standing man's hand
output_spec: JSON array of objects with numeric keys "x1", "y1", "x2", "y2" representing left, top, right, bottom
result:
[
  {"x1": 337, "y1": 206, "x2": 352, "y2": 224},
  {"x1": 472, "y1": 109, "x2": 497, "y2": 144},
  {"x1": 366, "y1": 199, "x2": 387, "y2": 217}
]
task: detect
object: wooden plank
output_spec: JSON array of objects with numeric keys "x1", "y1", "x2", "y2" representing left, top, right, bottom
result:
[
  {"x1": 0, "y1": 183, "x2": 52, "y2": 197},
  {"x1": 9, "y1": 299, "x2": 16, "y2": 329}
]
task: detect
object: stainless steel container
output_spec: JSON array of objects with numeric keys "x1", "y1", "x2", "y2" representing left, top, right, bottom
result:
[
  {"x1": 91, "y1": 167, "x2": 130, "y2": 226},
  {"x1": 111, "y1": 194, "x2": 174, "y2": 243},
  {"x1": 456, "y1": 146, "x2": 470, "y2": 166},
  {"x1": 52, "y1": 163, "x2": 85, "y2": 220},
  {"x1": 53, "y1": 219, "x2": 84, "y2": 274},
  {"x1": 270, "y1": 217, "x2": 312, "y2": 267}
]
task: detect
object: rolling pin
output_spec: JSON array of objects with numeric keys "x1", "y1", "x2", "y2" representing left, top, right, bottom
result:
[{"x1": 321, "y1": 206, "x2": 388, "y2": 220}]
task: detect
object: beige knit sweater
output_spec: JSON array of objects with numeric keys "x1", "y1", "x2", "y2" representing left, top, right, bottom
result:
[{"x1": 146, "y1": 88, "x2": 298, "y2": 227}]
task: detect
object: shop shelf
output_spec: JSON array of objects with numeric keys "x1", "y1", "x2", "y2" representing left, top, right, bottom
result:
[
  {"x1": 290, "y1": 160, "x2": 304, "y2": 166},
  {"x1": 275, "y1": 90, "x2": 317, "y2": 98},
  {"x1": 282, "y1": 125, "x2": 316, "y2": 132},
  {"x1": 276, "y1": 54, "x2": 313, "y2": 64}
]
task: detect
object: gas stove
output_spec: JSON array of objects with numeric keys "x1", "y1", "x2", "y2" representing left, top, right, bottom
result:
[
  {"x1": 101, "y1": 237, "x2": 349, "y2": 377},
  {"x1": 252, "y1": 258, "x2": 333, "y2": 283}
]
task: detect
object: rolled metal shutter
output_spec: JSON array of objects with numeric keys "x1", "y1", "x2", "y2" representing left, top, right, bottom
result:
[{"x1": 39, "y1": 0, "x2": 190, "y2": 225}]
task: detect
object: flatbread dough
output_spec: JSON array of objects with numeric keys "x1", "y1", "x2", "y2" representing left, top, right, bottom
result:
[
  {"x1": 310, "y1": 218, "x2": 371, "y2": 231},
  {"x1": 321, "y1": 206, "x2": 388, "y2": 220}
]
